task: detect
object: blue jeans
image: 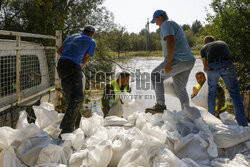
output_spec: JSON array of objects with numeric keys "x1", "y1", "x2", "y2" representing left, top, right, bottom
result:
[
  {"x1": 207, "y1": 60, "x2": 248, "y2": 126},
  {"x1": 151, "y1": 59, "x2": 195, "y2": 109}
]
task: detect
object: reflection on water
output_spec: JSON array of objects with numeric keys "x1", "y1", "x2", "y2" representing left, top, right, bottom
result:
[{"x1": 91, "y1": 57, "x2": 204, "y2": 117}]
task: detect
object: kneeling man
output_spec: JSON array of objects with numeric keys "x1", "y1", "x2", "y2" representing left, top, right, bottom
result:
[{"x1": 101, "y1": 71, "x2": 131, "y2": 117}]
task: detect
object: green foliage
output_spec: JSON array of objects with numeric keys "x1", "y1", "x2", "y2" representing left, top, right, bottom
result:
[
  {"x1": 181, "y1": 24, "x2": 191, "y2": 31},
  {"x1": 206, "y1": 0, "x2": 250, "y2": 91},
  {"x1": 191, "y1": 20, "x2": 202, "y2": 34},
  {"x1": 184, "y1": 29, "x2": 195, "y2": 47}
]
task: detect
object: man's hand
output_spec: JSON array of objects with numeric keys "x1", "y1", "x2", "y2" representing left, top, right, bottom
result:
[
  {"x1": 57, "y1": 44, "x2": 64, "y2": 56},
  {"x1": 165, "y1": 63, "x2": 172, "y2": 73},
  {"x1": 193, "y1": 87, "x2": 199, "y2": 94},
  {"x1": 191, "y1": 86, "x2": 199, "y2": 98}
]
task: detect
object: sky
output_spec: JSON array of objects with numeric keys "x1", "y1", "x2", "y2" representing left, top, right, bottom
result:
[{"x1": 103, "y1": 0, "x2": 214, "y2": 33}]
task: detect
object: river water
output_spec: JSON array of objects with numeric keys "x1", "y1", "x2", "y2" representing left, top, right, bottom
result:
[{"x1": 91, "y1": 57, "x2": 204, "y2": 117}]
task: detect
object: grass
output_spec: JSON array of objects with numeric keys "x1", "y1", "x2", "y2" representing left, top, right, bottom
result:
[
  {"x1": 109, "y1": 50, "x2": 201, "y2": 59},
  {"x1": 109, "y1": 50, "x2": 163, "y2": 58}
]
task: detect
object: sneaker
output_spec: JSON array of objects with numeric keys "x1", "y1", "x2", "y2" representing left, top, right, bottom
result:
[{"x1": 145, "y1": 104, "x2": 166, "y2": 114}]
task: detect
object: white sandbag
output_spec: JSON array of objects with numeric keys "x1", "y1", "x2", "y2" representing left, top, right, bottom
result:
[
  {"x1": 219, "y1": 112, "x2": 237, "y2": 125},
  {"x1": 174, "y1": 134, "x2": 211, "y2": 166},
  {"x1": 118, "y1": 138, "x2": 162, "y2": 167},
  {"x1": 107, "y1": 101, "x2": 124, "y2": 117},
  {"x1": 16, "y1": 132, "x2": 51, "y2": 166},
  {"x1": 61, "y1": 128, "x2": 85, "y2": 151},
  {"x1": 134, "y1": 112, "x2": 161, "y2": 130},
  {"x1": 43, "y1": 113, "x2": 64, "y2": 139},
  {"x1": 34, "y1": 163, "x2": 67, "y2": 167},
  {"x1": 141, "y1": 123, "x2": 166, "y2": 144},
  {"x1": 199, "y1": 107, "x2": 223, "y2": 126},
  {"x1": 163, "y1": 107, "x2": 218, "y2": 159},
  {"x1": 82, "y1": 140, "x2": 113, "y2": 167},
  {"x1": 16, "y1": 124, "x2": 47, "y2": 143},
  {"x1": 164, "y1": 78, "x2": 177, "y2": 97},
  {"x1": 218, "y1": 142, "x2": 250, "y2": 159},
  {"x1": 211, "y1": 154, "x2": 250, "y2": 167},
  {"x1": 0, "y1": 145, "x2": 27, "y2": 167},
  {"x1": 86, "y1": 127, "x2": 109, "y2": 146},
  {"x1": 117, "y1": 144, "x2": 145, "y2": 167},
  {"x1": 37, "y1": 141, "x2": 72, "y2": 165},
  {"x1": 191, "y1": 80, "x2": 208, "y2": 109},
  {"x1": 33, "y1": 102, "x2": 59, "y2": 129},
  {"x1": 153, "y1": 145, "x2": 187, "y2": 167},
  {"x1": 68, "y1": 150, "x2": 88, "y2": 167},
  {"x1": 39, "y1": 102, "x2": 55, "y2": 110},
  {"x1": 80, "y1": 113, "x2": 104, "y2": 137},
  {"x1": 194, "y1": 118, "x2": 218, "y2": 158},
  {"x1": 184, "y1": 105, "x2": 202, "y2": 121},
  {"x1": 212, "y1": 124, "x2": 250, "y2": 148},
  {"x1": 0, "y1": 126, "x2": 22, "y2": 146},
  {"x1": 220, "y1": 112, "x2": 235, "y2": 122},
  {"x1": 181, "y1": 158, "x2": 200, "y2": 167},
  {"x1": 16, "y1": 111, "x2": 29, "y2": 129},
  {"x1": 104, "y1": 116, "x2": 128, "y2": 126},
  {"x1": 109, "y1": 134, "x2": 133, "y2": 167}
]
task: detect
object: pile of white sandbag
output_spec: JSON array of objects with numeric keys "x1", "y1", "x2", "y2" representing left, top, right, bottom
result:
[{"x1": 0, "y1": 102, "x2": 249, "y2": 167}]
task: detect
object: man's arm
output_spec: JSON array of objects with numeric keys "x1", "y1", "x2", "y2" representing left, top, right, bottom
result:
[
  {"x1": 202, "y1": 57, "x2": 208, "y2": 73},
  {"x1": 164, "y1": 35, "x2": 176, "y2": 73},
  {"x1": 82, "y1": 54, "x2": 91, "y2": 68},
  {"x1": 57, "y1": 44, "x2": 64, "y2": 56}
]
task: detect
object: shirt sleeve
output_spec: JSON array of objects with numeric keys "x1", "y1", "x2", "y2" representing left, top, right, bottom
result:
[
  {"x1": 200, "y1": 46, "x2": 206, "y2": 58},
  {"x1": 87, "y1": 41, "x2": 96, "y2": 57},
  {"x1": 63, "y1": 35, "x2": 73, "y2": 44},
  {"x1": 161, "y1": 21, "x2": 175, "y2": 39}
]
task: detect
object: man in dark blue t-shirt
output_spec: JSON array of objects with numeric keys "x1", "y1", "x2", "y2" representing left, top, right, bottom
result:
[{"x1": 57, "y1": 25, "x2": 96, "y2": 137}]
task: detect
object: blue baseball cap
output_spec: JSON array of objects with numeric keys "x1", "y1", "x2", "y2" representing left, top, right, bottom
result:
[{"x1": 151, "y1": 10, "x2": 166, "y2": 23}]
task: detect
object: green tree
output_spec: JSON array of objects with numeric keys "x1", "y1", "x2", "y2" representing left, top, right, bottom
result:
[
  {"x1": 191, "y1": 20, "x2": 202, "y2": 34},
  {"x1": 207, "y1": 0, "x2": 250, "y2": 91},
  {"x1": 184, "y1": 29, "x2": 195, "y2": 48},
  {"x1": 181, "y1": 24, "x2": 191, "y2": 31},
  {"x1": 0, "y1": 0, "x2": 115, "y2": 37},
  {"x1": 108, "y1": 27, "x2": 129, "y2": 57}
]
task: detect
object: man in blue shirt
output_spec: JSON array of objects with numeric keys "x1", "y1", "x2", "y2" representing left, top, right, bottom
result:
[
  {"x1": 146, "y1": 10, "x2": 195, "y2": 114},
  {"x1": 57, "y1": 25, "x2": 96, "y2": 137}
]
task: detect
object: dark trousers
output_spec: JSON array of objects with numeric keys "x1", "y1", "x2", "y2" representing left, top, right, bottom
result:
[{"x1": 57, "y1": 59, "x2": 84, "y2": 133}]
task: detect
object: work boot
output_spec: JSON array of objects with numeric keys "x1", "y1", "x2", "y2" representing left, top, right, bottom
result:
[{"x1": 145, "y1": 104, "x2": 166, "y2": 114}]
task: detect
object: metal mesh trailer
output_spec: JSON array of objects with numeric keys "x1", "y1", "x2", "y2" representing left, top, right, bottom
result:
[{"x1": 0, "y1": 30, "x2": 62, "y2": 127}]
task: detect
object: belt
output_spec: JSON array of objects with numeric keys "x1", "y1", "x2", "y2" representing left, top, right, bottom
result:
[{"x1": 209, "y1": 58, "x2": 232, "y2": 63}]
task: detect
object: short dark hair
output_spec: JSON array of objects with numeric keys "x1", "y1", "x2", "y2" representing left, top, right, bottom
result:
[
  {"x1": 204, "y1": 36, "x2": 215, "y2": 44},
  {"x1": 82, "y1": 25, "x2": 95, "y2": 35},
  {"x1": 158, "y1": 14, "x2": 169, "y2": 20},
  {"x1": 196, "y1": 71, "x2": 205, "y2": 77},
  {"x1": 118, "y1": 71, "x2": 130, "y2": 79}
]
